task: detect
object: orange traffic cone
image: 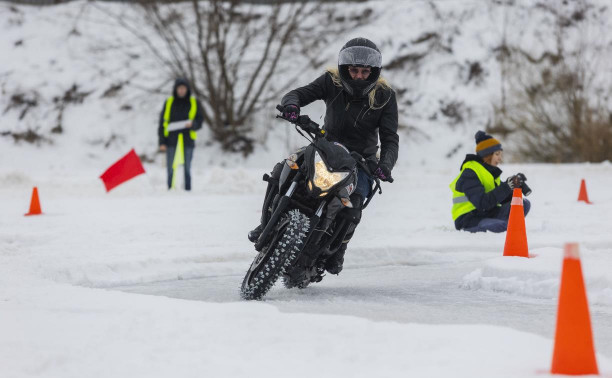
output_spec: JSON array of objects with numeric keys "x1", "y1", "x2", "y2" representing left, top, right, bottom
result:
[
  {"x1": 24, "y1": 186, "x2": 43, "y2": 216},
  {"x1": 503, "y1": 188, "x2": 529, "y2": 258},
  {"x1": 578, "y1": 179, "x2": 592, "y2": 204},
  {"x1": 551, "y1": 243, "x2": 599, "y2": 375}
]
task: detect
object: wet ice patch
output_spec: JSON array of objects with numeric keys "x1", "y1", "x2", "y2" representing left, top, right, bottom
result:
[
  {"x1": 36, "y1": 236, "x2": 253, "y2": 289},
  {"x1": 344, "y1": 244, "x2": 495, "y2": 269},
  {"x1": 43, "y1": 254, "x2": 250, "y2": 288}
]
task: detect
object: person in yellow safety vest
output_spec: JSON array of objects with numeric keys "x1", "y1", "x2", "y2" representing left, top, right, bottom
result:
[
  {"x1": 449, "y1": 130, "x2": 531, "y2": 233},
  {"x1": 158, "y1": 78, "x2": 204, "y2": 191}
]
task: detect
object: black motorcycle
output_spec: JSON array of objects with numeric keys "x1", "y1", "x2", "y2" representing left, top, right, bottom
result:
[{"x1": 240, "y1": 105, "x2": 392, "y2": 300}]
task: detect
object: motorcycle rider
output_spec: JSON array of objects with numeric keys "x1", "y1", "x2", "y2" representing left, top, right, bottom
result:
[
  {"x1": 249, "y1": 37, "x2": 399, "y2": 275},
  {"x1": 449, "y1": 130, "x2": 531, "y2": 233}
]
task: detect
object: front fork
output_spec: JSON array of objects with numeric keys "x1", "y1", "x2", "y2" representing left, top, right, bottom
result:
[
  {"x1": 296, "y1": 197, "x2": 348, "y2": 266},
  {"x1": 254, "y1": 172, "x2": 302, "y2": 251},
  {"x1": 255, "y1": 167, "x2": 351, "y2": 265}
]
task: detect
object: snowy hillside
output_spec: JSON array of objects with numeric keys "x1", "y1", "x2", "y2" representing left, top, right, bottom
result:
[
  {"x1": 2, "y1": 0, "x2": 611, "y2": 169},
  {"x1": 1, "y1": 1, "x2": 612, "y2": 377}
]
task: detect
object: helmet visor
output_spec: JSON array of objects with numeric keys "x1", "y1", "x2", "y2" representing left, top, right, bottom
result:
[{"x1": 338, "y1": 46, "x2": 382, "y2": 68}]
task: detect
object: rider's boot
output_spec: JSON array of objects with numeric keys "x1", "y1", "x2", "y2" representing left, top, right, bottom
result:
[
  {"x1": 325, "y1": 193, "x2": 363, "y2": 275},
  {"x1": 248, "y1": 162, "x2": 283, "y2": 243},
  {"x1": 324, "y1": 242, "x2": 347, "y2": 275}
]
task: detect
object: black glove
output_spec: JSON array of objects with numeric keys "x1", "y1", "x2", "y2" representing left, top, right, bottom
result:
[
  {"x1": 374, "y1": 164, "x2": 391, "y2": 181},
  {"x1": 282, "y1": 104, "x2": 300, "y2": 121},
  {"x1": 506, "y1": 173, "x2": 525, "y2": 189},
  {"x1": 506, "y1": 175, "x2": 516, "y2": 189}
]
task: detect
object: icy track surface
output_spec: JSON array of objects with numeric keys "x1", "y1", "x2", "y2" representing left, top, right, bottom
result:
[{"x1": 2, "y1": 163, "x2": 612, "y2": 377}]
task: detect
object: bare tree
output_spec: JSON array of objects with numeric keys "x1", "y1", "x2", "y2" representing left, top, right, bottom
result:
[
  {"x1": 98, "y1": 0, "x2": 372, "y2": 156},
  {"x1": 496, "y1": 63, "x2": 612, "y2": 162},
  {"x1": 491, "y1": 0, "x2": 612, "y2": 162}
]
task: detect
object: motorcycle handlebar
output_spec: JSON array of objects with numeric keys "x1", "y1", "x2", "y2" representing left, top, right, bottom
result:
[
  {"x1": 276, "y1": 105, "x2": 394, "y2": 183},
  {"x1": 276, "y1": 105, "x2": 322, "y2": 135},
  {"x1": 351, "y1": 152, "x2": 394, "y2": 183}
]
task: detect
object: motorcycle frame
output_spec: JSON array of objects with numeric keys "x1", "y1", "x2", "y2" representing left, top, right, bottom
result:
[{"x1": 254, "y1": 143, "x2": 354, "y2": 255}]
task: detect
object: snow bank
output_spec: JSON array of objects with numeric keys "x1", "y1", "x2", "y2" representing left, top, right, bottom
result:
[
  {"x1": 2, "y1": 162, "x2": 612, "y2": 377},
  {"x1": 462, "y1": 247, "x2": 612, "y2": 306},
  {"x1": 3, "y1": 280, "x2": 608, "y2": 378}
]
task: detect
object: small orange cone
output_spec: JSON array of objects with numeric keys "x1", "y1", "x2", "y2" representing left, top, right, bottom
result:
[
  {"x1": 578, "y1": 179, "x2": 592, "y2": 204},
  {"x1": 551, "y1": 243, "x2": 599, "y2": 375},
  {"x1": 503, "y1": 188, "x2": 529, "y2": 257},
  {"x1": 24, "y1": 186, "x2": 43, "y2": 216}
]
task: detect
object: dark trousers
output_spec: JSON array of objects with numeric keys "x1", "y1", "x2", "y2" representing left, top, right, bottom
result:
[
  {"x1": 354, "y1": 167, "x2": 373, "y2": 202},
  {"x1": 464, "y1": 199, "x2": 531, "y2": 233},
  {"x1": 342, "y1": 167, "x2": 373, "y2": 243},
  {"x1": 166, "y1": 145, "x2": 194, "y2": 190}
]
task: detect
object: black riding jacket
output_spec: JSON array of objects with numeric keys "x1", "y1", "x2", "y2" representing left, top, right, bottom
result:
[{"x1": 281, "y1": 72, "x2": 399, "y2": 170}]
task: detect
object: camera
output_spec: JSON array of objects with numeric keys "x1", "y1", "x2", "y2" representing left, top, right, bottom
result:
[
  {"x1": 516, "y1": 173, "x2": 532, "y2": 196},
  {"x1": 521, "y1": 183, "x2": 532, "y2": 196}
]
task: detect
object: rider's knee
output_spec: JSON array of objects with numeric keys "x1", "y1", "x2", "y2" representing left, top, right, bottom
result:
[
  {"x1": 341, "y1": 205, "x2": 362, "y2": 225},
  {"x1": 350, "y1": 193, "x2": 364, "y2": 208}
]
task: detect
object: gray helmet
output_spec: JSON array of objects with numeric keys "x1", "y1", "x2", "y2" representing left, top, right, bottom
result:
[{"x1": 338, "y1": 38, "x2": 382, "y2": 98}]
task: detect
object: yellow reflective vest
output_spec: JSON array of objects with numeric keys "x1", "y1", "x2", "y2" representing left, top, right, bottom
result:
[
  {"x1": 163, "y1": 96, "x2": 198, "y2": 140},
  {"x1": 449, "y1": 160, "x2": 501, "y2": 221}
]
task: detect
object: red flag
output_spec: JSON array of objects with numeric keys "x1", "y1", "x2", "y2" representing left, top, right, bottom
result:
[{"x1": 100, "y1": 149, "x2": 146, "y2": 192}]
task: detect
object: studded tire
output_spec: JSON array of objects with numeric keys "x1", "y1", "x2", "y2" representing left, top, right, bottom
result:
[{"x1": 240, "y1": 210, "x2": 309, "y2": 300}]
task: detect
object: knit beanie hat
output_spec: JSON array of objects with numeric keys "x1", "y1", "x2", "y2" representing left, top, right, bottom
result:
[{"x1": 475, "y1": 130, "x2": 502, "y2": 157}]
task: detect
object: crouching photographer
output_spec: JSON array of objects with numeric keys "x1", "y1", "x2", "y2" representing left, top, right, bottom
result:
[{"x1": 449, "y1": 131, "x2": 532, "y2": 233}]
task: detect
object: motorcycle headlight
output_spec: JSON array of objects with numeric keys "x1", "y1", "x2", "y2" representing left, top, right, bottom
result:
[{"x1": 312, "y1": 151, "x2": 349, "y2": 192}]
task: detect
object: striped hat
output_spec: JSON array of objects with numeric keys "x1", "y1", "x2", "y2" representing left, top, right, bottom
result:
[{"x1": 475, "y1": 130, "x2": 502, "y2": 157}]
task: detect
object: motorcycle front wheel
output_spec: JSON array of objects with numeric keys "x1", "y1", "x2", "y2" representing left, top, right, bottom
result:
[{"x1": 240, "y1": 210, "x2": 310, "y2": 300}]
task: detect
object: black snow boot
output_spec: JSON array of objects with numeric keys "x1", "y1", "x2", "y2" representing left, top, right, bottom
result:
[
  {"x1": 325, "y1": 194, "x2": 362, "y2": 274},
  {"x1": 325, "y1": 243, "x2": 347, "y2": 275},
  {"x1": 248, "y1": 224, "x2": 264, "y2": 243}
]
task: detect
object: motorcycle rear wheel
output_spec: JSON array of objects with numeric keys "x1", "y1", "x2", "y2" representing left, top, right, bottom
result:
[{"x1": 240, "y1": 210, "x2": 309, "y2": 300}]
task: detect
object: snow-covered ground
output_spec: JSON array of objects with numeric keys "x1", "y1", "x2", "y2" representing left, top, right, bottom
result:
[{"x1": 1, "y1": 161, "x2": 612, "y2": 377}]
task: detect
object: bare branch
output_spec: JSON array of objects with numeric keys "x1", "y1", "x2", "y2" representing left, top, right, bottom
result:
[
  {"x1": 238, "y1": 3, "x2": 308, "y2": 124},
  {"x1": 236, "y1": 4, "x2": 282, "y2": 117},
  {"x1": 102, "y1": 0, "x2": 370, "y2": 155}
]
